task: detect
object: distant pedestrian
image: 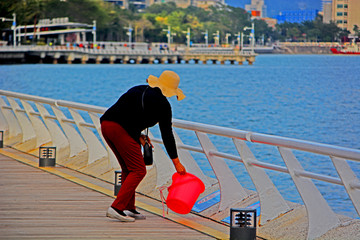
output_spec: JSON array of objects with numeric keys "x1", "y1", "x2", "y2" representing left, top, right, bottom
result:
[{"x1": 100, "y1": 70, "x2": 187, "y2": 222}]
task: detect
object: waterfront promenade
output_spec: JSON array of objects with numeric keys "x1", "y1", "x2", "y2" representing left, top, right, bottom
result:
[
  {"x1": 2, "y1": 147, "x2": 360, "y2": 240},
  {"x1": 0, "y1": 45, "x2": 256, "y2": 65},
  {"x1": 0, "y1": 147, "x2": 229, "y2": 239},
  {"x1": 1, "y1": 89, "x2": 360, "y2": 240}
]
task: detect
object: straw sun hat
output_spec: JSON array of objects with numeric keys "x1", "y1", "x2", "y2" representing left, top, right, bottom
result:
[{"x1": 147, "y1": 70, "x2": 186, "y2": 101}]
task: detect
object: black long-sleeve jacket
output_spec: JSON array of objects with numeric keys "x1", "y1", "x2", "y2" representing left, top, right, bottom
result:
[{"x1": 100, "y1": 85, "x2": 178, "y2": 159}]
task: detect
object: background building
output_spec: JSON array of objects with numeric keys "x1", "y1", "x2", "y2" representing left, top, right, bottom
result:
[
  {"x1": 245, "y1": 0, "x2": 267, "y2": 18},
  {"x1": 275, "y1": 9, "x2": 319, "y2": 24},
  {"x1": 10, "y1": 17, "x2": 93, "y2": 46},
  {"x1": 104, "y1": 0, "x2": 127, "y2": 8},
  {"x1": 331, "y1": 0, "x2": 360, "y2": 34},
  {"x1": 322, "y1": 0, "x2": 332, "y2": 23}
]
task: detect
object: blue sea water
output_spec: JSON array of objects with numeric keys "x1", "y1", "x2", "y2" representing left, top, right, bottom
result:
[{"x1": 1, "y1": 54, "x2": 360, "y2": 219}]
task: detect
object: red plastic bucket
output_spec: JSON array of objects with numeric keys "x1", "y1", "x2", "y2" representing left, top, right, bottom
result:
[{"x1": 166, "y1": 172, "x2": 205, "y2": 214}]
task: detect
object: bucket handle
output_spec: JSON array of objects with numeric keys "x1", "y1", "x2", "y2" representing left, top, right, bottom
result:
[{"x1": 159, "y1": 186, "x2": 169, "y2": 217}]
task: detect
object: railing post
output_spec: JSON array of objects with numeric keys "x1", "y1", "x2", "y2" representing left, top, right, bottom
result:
[
  {"x1": 0, "y1": 97, "x2": 22, "y2": 145},
  {"x1": 35, "y1": 103, "x2": 70, "y2": 163},
  {"x1": 279, "y1": 147, "x2": 340, "y2": 239},
  {"x1": 7, "y1": 97, "x2": 36, "y2": 151},
  {"x1": 51, "y1": 106, "x2": 88, "y2": 168},
  {"x1": 173, "y1": 131, "x2": 211, "y2": 189},
  {"x1": 196, "y1": 132, "x2": 249, "y2": 212},
  {"x1": 21, "y1": 100, "x2": 52, "y2": 148},
  {"x1": 331, "y1": 156, "x2": 360, "y2": 216},
  {"x1": 233, "y1": 139, "x2": 291, "y2": 224},
  {"x1": 88, "y1": 112, "x2": 119, "y2": 169},
  {"x1": 68, "y1": 109, "x2": 109, "y2": 177}
]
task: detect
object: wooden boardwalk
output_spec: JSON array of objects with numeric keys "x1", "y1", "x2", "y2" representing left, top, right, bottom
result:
[{"x1": 0, "y1": 148, "x2": 230, "y2": 239}]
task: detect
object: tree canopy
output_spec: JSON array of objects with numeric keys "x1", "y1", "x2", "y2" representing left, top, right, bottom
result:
[{"x1": 0, "y1": 0, "x2": 347, "y2": 44}]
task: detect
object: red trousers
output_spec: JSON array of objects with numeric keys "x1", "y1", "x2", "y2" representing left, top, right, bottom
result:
[{"x1": 101, "y1": 120, "x2": 146, "y2": 211}]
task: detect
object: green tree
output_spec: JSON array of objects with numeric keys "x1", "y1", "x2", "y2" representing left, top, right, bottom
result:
[
  {"x1": 353, "y1": 25, "x2": 360, "y2": 38},
  {"x1": 0, "y1": 0, "x2": 351, "y2": 44}
]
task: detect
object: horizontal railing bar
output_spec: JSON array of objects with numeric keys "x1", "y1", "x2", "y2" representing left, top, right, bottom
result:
[
  {"x1": 152, "y1": 137, "x2": 204, "y2": 153},
  {"x1": 210, "y1": 150, "x2": 291, "y2": 173},
  {"x1": 62, "y1": 118, "x2": 75, "y2": 124},
  {"x1": 29, "y1": 111, "x2": 41, "y2": 116},
  {"x1": 173, "y1": 119, "x2": 360, "y2": 162},
  {"x1": 294, "y1": 169, "x2": 343, "y2": 185},
  {"x1": 60, "y1": 118, "x2": 96, "y2": 128},
  {"x1": 1, "y1": 89, "x2": 57, "y2": 105},
  {"x1": 56, "y1": 100, "x2": 106, "y2": 114},
  {"x1": 177, "y1": 143, "x2": 204, "y2": 153},
  {"x1": 209, "y1": 150, "x2": 243, "y2": 162},
  {"x1": 151, "y1": 137, "x2": 162, "y2": 144},
  {"x1": 249, "y1": 159, "x2": 290, "y2": 174},
  {"x1": 210, "y1": 150, "x2": 289, "y2": 173},
  {"x1": 79, "y1": 122, "x2": 96, "y2": 128},
  {"x1": 1, "y1": 106, "x2": 12, "y2": 110},
  {"x1": 15, "y1": 109, "x2": 26, "y2": 113},
  {"x1": 350, "y1": 182, "x2": 360, "y2": 190},
  {"x1": 44, "y1": 114, "x2": 57, "y2": 120}
]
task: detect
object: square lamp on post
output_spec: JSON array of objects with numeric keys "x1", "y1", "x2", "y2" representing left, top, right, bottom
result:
[
  {"x1": 230, "y1": 208, "x2": 257, "y2": 240},
  {"x1": 39, "y1": 147, "x2": 56, "y2": 167},
  {"x1": 114, "y1": 170, "x2": 122, "y2": 196},
  {"x1": 0, "y1": 130, "x2": 3, "y2": 148}
]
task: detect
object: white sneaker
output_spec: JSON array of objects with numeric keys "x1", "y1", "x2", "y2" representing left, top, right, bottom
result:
[
  {"x1": 124, "y1": 210, "x2": 146, "y2": 220},
  {"x1": 106, "y1": 207, "x2": 135, "y2": 222}
]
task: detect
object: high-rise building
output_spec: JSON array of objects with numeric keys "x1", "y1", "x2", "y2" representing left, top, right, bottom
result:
[
  {"x1": 322, "y1": 0, "x2": 332, "y2": 24},
  {"x1": 245, "y1": 0, "x2": 267, "y2": 18},
  {"x1": 331, "y1": 0, "x2": 360, "y2": 34},
  {"x1": 275, "y1": 9, "x2": 319, "y2": 24}
]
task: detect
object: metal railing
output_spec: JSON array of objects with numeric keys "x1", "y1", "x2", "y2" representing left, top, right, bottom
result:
[
  {"x1": 0, "y1": 45, "x2": 177, "y2": 55},
  {"x1": 1, "y1": 89, "x2": 359, "y2": 239}
]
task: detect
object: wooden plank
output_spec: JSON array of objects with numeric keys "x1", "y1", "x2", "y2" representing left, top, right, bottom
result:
[{"x1": 0, "y1": 154, "x2": 216, "y2": 239}]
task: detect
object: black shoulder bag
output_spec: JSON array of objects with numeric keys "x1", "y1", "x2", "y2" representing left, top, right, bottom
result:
[{"x1": 142, "y1": 87, "x2": 153, "y2": 166}]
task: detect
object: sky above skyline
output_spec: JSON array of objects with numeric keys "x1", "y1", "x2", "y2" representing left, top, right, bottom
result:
[{"x1": 225, "y1": 0, "x2": 322, "y2": 17}]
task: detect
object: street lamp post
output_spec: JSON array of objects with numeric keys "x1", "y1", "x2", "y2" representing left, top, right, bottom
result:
[
  {"x1": 251, "y1": 22, "x2": 255, "y2": 50},
  {"x1": 162, "y1": 26, "x2": 171, "y2": 48},
  {"x1": 241, "y1": 32, "x2": 244, "y2": 53},
  {"x1": 225, "y1": 33, "x2": 231, "y2": 45},
  {"x1": 1, "y1": 13, "x2": 16, "y2": 46},
  {"x1": 92, "y1": 20, "x2": 96, "y2": 47},
  {"x1": 182, "y1": 27, "x2": 190, "y2": 48},
  {"x1": 235, "y1": 32, "x2": 241, "y2": 50},
  {"x1": 124, "y1": 24, "x2": 133, "y2": 46},
  {"x1": 213, "y1": 30, "x2": 220, "y2": 46},
  {"x1": 202, "y1": 30, "x2": 208, "y2": 46},
  {"x1": 12, "y1": 13, "x2": 16, "y2": 46},
  {"x1": 244, "y1": 22, "x2": 255, "y2": 53}
]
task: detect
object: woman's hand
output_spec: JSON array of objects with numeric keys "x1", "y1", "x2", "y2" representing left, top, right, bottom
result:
[
  {"x1": 172, "y1": 157, "x2": 186, "y2": 175},
  {"x1": 139, "y1": 134, "x2": 153, "y2": 147},
  {"x1": 139, "y1": 134, "x2": 146, "y2": 146}
]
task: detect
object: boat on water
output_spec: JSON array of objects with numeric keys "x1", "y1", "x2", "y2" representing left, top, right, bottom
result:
[{"x1": 331, "y1": 42, "x2": 360, "y2": 55}]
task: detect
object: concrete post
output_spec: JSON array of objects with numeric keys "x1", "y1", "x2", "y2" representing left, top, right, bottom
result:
[
  {"x1": 96, "y1": 56, "x2": 102, "y2": 64},
  {"x1": 110, "y1": 56, "x2": 115, "y2": 64}
]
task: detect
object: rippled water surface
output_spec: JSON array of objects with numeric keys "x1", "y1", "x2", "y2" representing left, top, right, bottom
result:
[{"x1": 1, "y1": 54, "x2": 360, "y2": 218}]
